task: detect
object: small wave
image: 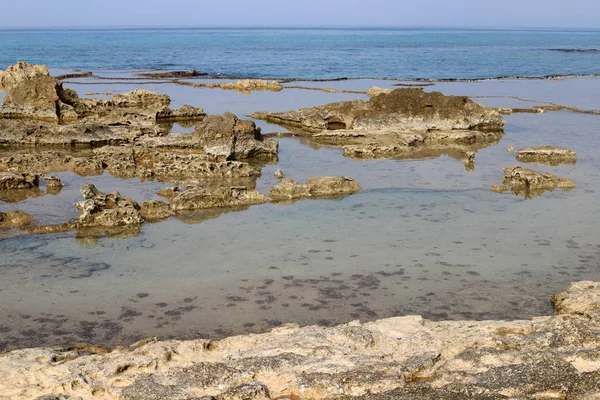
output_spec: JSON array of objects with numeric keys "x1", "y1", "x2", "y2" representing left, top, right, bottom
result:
[{"x1": 548, "y1": 48, "x2": 600, "y2": 53}]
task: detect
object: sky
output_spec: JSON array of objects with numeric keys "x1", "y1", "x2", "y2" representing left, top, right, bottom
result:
[{"x1": 1, "y1": 0, "x2": 599, "y2": 29}]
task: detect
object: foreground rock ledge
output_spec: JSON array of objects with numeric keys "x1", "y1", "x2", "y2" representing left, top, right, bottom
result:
[{"x1": 2, "y1": 281, "x2": 600, "y2": 399}]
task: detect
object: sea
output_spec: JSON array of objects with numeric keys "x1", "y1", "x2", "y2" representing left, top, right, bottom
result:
[
  {"x1": 1, "y1": 27, "x2": 599, "y2": 80},
  {"x1": 1, "y1": 27, "x2": 600, "y2": 351}
]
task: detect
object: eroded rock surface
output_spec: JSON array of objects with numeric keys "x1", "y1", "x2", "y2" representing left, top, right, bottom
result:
[
  {"x1": 159, "y1": 185, "x2": 269, "y2": 211},
  {"x1": 250, "y1": 88, "x2": 504, "y2": 160},
  {"x1": 516, "y1": 146, "x2": 577, "y2": 165},
  {"x1": 0, "y1": 172, "x2": 40, "y2": 190},
  {"x1": 270, "y1": 176, "x2": 361, "y2": 201},
  {"x1": 74, "y1": 184, "x2": 144, "y2": 228},
  {"x1": 2, "y1": 282, "x2": 600, "y2": 399},
  {"x1": 490, "y1": 166, "x2": 576, "y2": 199}
]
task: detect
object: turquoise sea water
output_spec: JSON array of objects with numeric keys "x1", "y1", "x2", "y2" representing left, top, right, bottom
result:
[{"x1": 1, "y1": 28, "x2": 599, "y2": 79}]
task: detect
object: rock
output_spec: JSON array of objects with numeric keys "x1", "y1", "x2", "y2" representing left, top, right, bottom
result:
[
  {"x1": 0, "y1": 172, "x2": 40, "y2": 190},
  {"x1": 551, "y1": 281, "x2": 600, "y2": 317},
  {"x1": 273, "y1": 169, "x2": 285, "y2": 179},
  {"x1": 0, "y1": 62, "x2": 50, "y2": 92},
  {"x1": 136, "y1": 70, "x2": 204, "y2": 79},
  {"x1": 140, "y1": 200, "x2": 173, "y2": 222},
  {"x1": 270, "y1": 176, "x2": 361, "y2": 201},
  {"x1": 210, "y1": 79, "x2": 283, "y2": 94},
  {"x1": 506, "y1": 146, "x2": 515, "y2": 152},
  {"x1": 159, "y1": 185, "x2": 269, "y2": 211},
  {"x1": 192, "y1": 112, "x2": 278, "y2": 160},
  {"x1": 497, "y1": 107, "x2": 514, "y2": 115},
  {"x1": 0, "y1": 210, "x2": 33, "y2": 229},
  {"x1": 462, "y1": 151, "x2": 475, "y2": 172},
  {"x1": 3, "y1": 281, "x2": 600, "y2": 399},
  {"x1": 74, "y1": 184, "x2": 144, "y2": 227},
  {"x1": 367, "y1": 86, "x2": 392, "y2": 98},
  {"x1": 251, "y1": 88, "x2": 505, "y2": 133},
  {"x1": 516, "y1": 146, "x2": 577, "y2": 165},
  {"x1": 156, "y1": 104, "x2": 206, "y2": 121},
  {"x1": 250, "y1": 88, "x2": 504, "y2": 160},
  {"x1": 72, "y1": 89, "x2": 170, "y2": 122},
  {"x1": 43, "y1": 175, "x2": 64, "y2": 189},
  {"x1": 490, "y1": 166, "x2": 576, "y2": 199}
]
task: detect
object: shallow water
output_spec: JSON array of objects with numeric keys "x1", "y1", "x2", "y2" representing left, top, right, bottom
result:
[{"x1": 1, "y1": 76, "x2": 600, "y2": 351}]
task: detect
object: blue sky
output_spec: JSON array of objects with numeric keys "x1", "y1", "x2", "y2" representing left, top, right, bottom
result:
[{"x1": 1, "y1": 0, "x2": 599, "y2": 28}]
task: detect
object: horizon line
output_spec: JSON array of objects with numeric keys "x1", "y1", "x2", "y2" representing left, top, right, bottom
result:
[{"x1": 1, "y1": 24, "x2": 600, "y2": 31}]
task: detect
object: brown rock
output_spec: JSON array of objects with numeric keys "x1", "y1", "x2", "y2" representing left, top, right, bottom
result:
[
  {"x1": 251, "y1": 88, "x2": 505, "y2": 133},
  {"x1": 192, "y1": 112, "x2": 278, "y2": 160},
  {"x1": 0, "y1": 62, "x2": 50, "y2": 92},
  {"x1": 0, "y1": 210, "x2": 33, "y2": 229},
  {"x1": 0, "y1": 172, "x2": 40, "y2": 190},
  {"x1": 74, "y1": 184, "x2": 144, "y2": 227},
  {"x1": 516, "y1": 146, "x2": 577, "y2": 165},
  {"x1": 270, "y1": 176, "x2": 361, "y2": 201},
  {"x1": 490, "y1": 166, "x2": 576, "y2": 199},
  {"x1": 140, "y1": 200, "x2": 173, "y2": 222},
  {"x1": 43, "y1": 175, "x2": 64, "y2": 189},
  {"x1": 156, "y1": 104, "x2": 205, "y2": 121},
  {"x1": 160, "y1": 185, "x2": 269, "y2": 211},
  {"x1": 551, "y1": 281, "x2": 600, "y2": 317}
]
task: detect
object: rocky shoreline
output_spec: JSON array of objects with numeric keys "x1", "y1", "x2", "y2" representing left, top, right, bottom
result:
[{"x1": 1, "y1": 281, "x2": 600, "y2": 399}]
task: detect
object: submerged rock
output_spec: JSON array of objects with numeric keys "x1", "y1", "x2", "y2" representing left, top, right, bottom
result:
[
  {"x1": 490, "y1": 166, "x2": 576, "y2": 199},
  {"x1": 159, "y1": 185, "x2": 269, "y2": 211},
  {"x1": 74, "y1": 184, "x2": 144, "y2": 228},
  {"x1": 516, "y1": 145, "x2": 577, "y2": 165},
  {"x1": 2, "y1": 281, "x2": 600, "y2": 399},
  {"x1": 270, "y1": 176, "x2": 361, "y2": 201},
  {"x1": 0, "y1": 210, "x2": 33, "y2": 229}
]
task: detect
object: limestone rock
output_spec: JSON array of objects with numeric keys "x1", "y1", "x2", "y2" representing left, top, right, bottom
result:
[
  {"x1": 3, "y1": 282, "x2": 600, "y2": 399},
  {"x1": 490, "y1": 166, "x2": 576, "y2": 199},
  {"x1": 270, "y1": 176, "x2": 361, "y2": 201},
  {"x1": 551, "y1": 281, "x2": 600, "y2": 317},
  {"x1": 140, "y1": 200, "x2": 173, "y2": 222},
  {"x1": 43, "y1": 175, "x2": 64, "y2": 189},
  {"x1": 156, "y1": 104, "x2": 206, "y2": 120},
  {"x1": 159, "y1": 185, "x2": 269, "y2": 211},
  {"x1": 0, "y1": 62, "x2": 50, "y2": 92},
  {"x1": 74, "y1": 184, "x2": 144, "y2": 227},
  {"x1": 516, "y1": 146, "x2": 577, "y2": 165},
  {"x1": 367, "y1": 86, "x2": 392, "y2": 98},
  {"x1": 0, "y1": 172, "x2": 40, "y2": 190},
  {"x1": 192, "y1": 112, "x2": 278, "y2": 160},
  {"x1": 0, "y1": 210, "x2": 33, "y2": 229},
  {"x1": 251, "y1": 88, "x2": 505, "y2": 133},
  {"x1": 211, "y1": 79, "x2": 283, "y2": 94},
  {"x1": 273, "y1": 169, "x2": 285, "y2": 179}
]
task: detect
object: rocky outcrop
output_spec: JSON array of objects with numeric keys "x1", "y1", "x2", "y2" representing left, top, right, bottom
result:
[
  {"x1": 551, "y1": 281, "x2": 600, "y2": 316},
  {"x1": 0, "y1": 210, "x2": 33, "y2": 229},
  {"x1": 191, "y1": 112, "x2": 278, "y2": 160},
  {"x1": 490, "y1": 166, "x2": 576, "y2": 199},
  {"x1": 74, "y1": 184, "x2": 144, "y2": 228},
  {"x1": 140, "y1": 200, "x2": 173, "y2": 222},
  {"x1": 251, "y1": 88, "x2": 505, "y2": 133},
  {"x1": 136, "y1": 70, "x2": 204, "y2": 79},
  {"x1": 270, "y1": 176, "x2": 361, "y2": 201},
  {"x1": 2, "y1": 282, "x2": 600, "y2": 399},
  {"x1": 0, "y1": 62, "x2": 205, "y2": 126},
  {"x1": 516, "y1": 146, "x2": 577, "y2": 165},
  {"x1": 366, "y1": 86, "x2": 392, "y2": 98},
  {"x1": 250, "y1": 88, "x2": 504, "y2": 160},
  {"x1": 180, "y1": 79, "x2": 284, "y2": 94},
  {"x1": 0, "y1": 172, "x2": 40, "y2": 190},
  {"x1": 43, "y1": 175, "x2": 64, "y2": 190},
  {"x1": 158, "y1": 185, "x2": 269, "y2": 211}
]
